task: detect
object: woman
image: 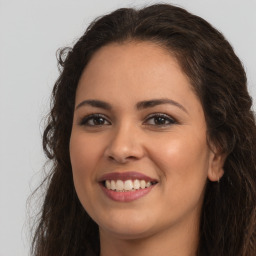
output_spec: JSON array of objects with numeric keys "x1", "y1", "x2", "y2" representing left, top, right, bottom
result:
[{"x1": 31, "y1": 4, "x2": 256, "y2": 256}]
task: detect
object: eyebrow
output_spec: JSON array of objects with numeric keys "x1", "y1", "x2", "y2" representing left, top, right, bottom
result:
[
  {"x1": 75, "y1": 100, "x2": 112, "y2": 110},
  {"x1": 75, "y1": 98, "x2": 188, "y2": 114},
  {"x1": 136, "y1": 98, "x2": 188, "y2": 113}
]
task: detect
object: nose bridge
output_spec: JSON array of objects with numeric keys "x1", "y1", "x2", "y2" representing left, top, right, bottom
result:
[{"x1": 105, "y1": 119, "x2": 143, "y2": 163}]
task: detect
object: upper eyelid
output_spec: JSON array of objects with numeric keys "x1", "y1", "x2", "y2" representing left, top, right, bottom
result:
[
  {"x1": 79, "y1": 113, "x2": 111, "y2": 124},
  {"x1": 82, "y1": 113, "x2": 110, "y2": 119},
  {"x1": 144, "y1": 112, "x2": 177, "y2": 121},
  {"x1": 146, "y1": 112, "x2": 173, "y2": 117}
]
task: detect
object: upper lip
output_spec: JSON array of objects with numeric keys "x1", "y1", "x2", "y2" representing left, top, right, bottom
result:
[{"x1": 98, "y1": 172, "x2": 158, "y2": 182}]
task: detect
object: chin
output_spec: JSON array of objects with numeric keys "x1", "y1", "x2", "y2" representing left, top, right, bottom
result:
[
  {"x1": 100, "y1": 224, "x2": 156, "y2": 240},
  {"x1": 97, "y1": 211, "x2": 160, "y2": 240}
]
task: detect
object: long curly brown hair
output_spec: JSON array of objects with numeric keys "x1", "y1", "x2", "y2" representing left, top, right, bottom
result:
[{"x1": 31, "y1": 4, "x2": 256, "y2": 256}]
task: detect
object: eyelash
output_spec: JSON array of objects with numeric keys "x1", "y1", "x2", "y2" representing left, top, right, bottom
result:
[
  {"x1": 79, "y1": 113, "x2": 177, "y2": 127},
  {"x1": 143, "y1": 113, "x2": 177, "y2": 126},
  {"x1": 79, "y1": 114, "x2": 111, "y2": 126}
]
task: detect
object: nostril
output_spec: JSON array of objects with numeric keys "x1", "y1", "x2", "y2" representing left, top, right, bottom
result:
[
  {"x1": 108, "y1": 156, "x2": 115, "y2": 161},
  {"x1": 126, "y1": 156, "x2": 137, "y2": 160},
  {"x1": 107, "y1": 154, "x2": 138, "y2": 163}
]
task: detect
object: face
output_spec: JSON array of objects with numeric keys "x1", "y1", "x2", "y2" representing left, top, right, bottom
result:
[{"x1": 70, "y1": 41, "x2": 223, "y2": 240}]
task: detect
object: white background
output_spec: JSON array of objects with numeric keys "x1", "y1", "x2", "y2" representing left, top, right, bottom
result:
[{"x1": 0, "y1": 0, "x2": 255, "y2": 255}]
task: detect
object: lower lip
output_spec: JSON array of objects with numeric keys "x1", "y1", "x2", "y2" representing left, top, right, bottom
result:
[{"x1": 100, "y1": 183, "x2": 155, "y2": 202}]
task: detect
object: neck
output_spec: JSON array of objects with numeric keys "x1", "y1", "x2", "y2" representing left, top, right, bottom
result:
[{"x1": 99, "y1": 217, "x2": 199, "y2": 256}]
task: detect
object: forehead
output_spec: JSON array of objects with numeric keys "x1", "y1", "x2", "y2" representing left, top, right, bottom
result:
[
  {"x1": 78, "y1": 41, "x2": 190, "y2": 93},
  {"x1": 76, "y1": 41, "x2": 201, "y2": 112}
]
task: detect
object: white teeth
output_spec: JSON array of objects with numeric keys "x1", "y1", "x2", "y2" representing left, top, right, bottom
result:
[
  {"x1": 140, "y1": 180, "x2": 146, "y2": 189},
  {"x1": 105, "y1": 179, "x2": 155, "y2": 191},
  {"x1": 116, "y1": 180, "x2": 124, "y2": 191},
  {"x1": 134, "y1": 179, "x2": 140, "y2": 190},
  {"x1": 110, "y1": 180, "x2": 116, "y2": 190},
  {"x1": 124, "y1": 180, "x2": 133, "y2": 191},
  {"x1": 106, "y1": 180, "x2": 111, "y2": 189}
]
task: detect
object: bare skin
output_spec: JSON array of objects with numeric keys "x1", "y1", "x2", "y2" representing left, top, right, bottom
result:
[
  {"x1": 69, "y1": 41, "x2": 224, "y2": 256},
  {"x1": 99, "y1": 212, "x2": 199, "y2": 256}
]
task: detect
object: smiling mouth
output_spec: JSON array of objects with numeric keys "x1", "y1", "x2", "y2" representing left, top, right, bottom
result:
[
  {"x1": 98, "y1": 172, "x2": 158, "y2": 201},
  {"x1": 102, "y1": 179, "x2": 158, "y2": 192}
]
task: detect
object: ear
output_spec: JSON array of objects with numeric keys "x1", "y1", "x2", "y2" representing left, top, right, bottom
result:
[{"x1": 207, "y1": 147, "x2": 226, "y2": 182}]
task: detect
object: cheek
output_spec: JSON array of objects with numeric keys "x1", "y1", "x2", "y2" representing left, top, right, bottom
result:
[
  {"x1": 148, "y1": 134, "x2": 210, "y2": 222},
  {"x1": 69, "y1": 132, "x2": 106, "y2": 216},
  {"x1": 70, "y1": 133, "x2": 103, "y2": 177},
  {"x1": 149, "y1": 133, "x2": 210, "y2": 195},
  {"x1": 69, "y1": 132, "x2": 104, "y2": 203}
]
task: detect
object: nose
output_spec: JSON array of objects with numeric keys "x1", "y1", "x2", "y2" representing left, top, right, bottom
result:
[{"x1": 104, "y1": 123, "x2": 144, "y2": 164}]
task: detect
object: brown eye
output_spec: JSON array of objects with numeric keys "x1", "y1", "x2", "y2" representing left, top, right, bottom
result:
[
  {"x1": 154, "y1": 116, "x2": 168, "y2": 125},
  {"x1": 144, "y1": 113, "x2": 176, "y2": 126},
  {"x1": 80, "y1": 114, "x2": 111, "y2": 126}
]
